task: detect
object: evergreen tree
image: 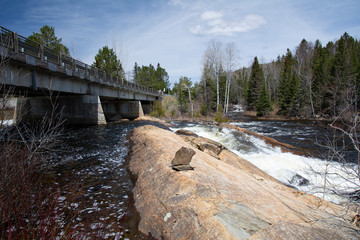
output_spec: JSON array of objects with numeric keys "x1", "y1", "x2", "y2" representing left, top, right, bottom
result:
[
  {"x1": 136, "y1": 63, "x2": 169, "y2": 91},
  {"x1": 278, "y1": 49, "x2": 296, "y2": 114},
  {"x1": 28, "y1": 25, "x2": 70, "y2": 56},
  {"x1": 256, "y1": 81, "x2": 271, "y2": 116},
  {"x1": 289, "y1": 73, "x2": 301, "y2": 116},
  {"x1": 155, "y1": 63, "x2": 170, "y2": 91},
  {"x1": 93, "y1": 46, "x2": 125, "y2": 78},
  {"x1": 327, "y1": 33, "x2": 358, "y2": 115},
  {"x1": 311, "y1": 40, "x2": 325, "y2": 112},
  {"x1": 173, "y1": 77, "x2": 192, "y2": 114},
  {"x1": 246, "y1": 57, "x2": 264, "y2": 110},
  {"x1": 133, "y1": 62, "x2": 140, "y2": 83}
]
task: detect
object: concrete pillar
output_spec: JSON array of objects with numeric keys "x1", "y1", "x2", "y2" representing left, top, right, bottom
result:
[
  {"x1": 116, "y1": 100, "x2": 144, "y2": 120},
  {"x1": 141, "y1": 102, "x2": 151, "y2": 115},
  {"x1": 13, "y1": 97, "x2": 30, "y2": 125},
  {"x1": 13, "y1": 95, "x2": 107, "y2": 126},
  {"x1": 101, "y1": 100, "x2": 144, "y2": 121},
  {"x1": 81, "y1": 95, "x2": 107, "y2": 125}
]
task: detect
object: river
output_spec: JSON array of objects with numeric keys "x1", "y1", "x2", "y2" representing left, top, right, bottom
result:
[
  {"x1": 48, "y1": 120, "x2": 168, "y2": 239},
  {"x1": 45, "y1": 109, "x2": 358, "y2": 237}
]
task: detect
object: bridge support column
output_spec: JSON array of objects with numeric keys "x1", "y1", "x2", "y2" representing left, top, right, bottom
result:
[
  {"x1": 101, "y1": 100, "x2": 144, "y2": 121},
  {"x1": 13, "y1": 95, "x2": 107, "y2": 125}
]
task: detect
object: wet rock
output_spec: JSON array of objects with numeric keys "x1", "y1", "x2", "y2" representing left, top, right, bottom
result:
[
  {"x1": 199, "y1": 142, "x2": 223, "y2": 156},
  {"x1": 289, "y1": 174, "x2": 309, "y2": 186},
  {"x1": 171, "y1": 147, "x2": 196, "y2": 171},
  {"x1": 175, "y1": 129, "x2": 198, "y2": 137},
  {"x1": 177, "y1": 134, "x2": 226, "y2": 158}
]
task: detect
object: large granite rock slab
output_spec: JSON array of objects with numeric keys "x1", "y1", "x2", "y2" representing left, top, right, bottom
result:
[{"x1": 128, "y1": 125, "x2": 359, "y2": 239}]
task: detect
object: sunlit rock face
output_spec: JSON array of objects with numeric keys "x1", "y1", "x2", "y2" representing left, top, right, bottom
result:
[{"x1": 128, "y1": 125, "x2": 358, "y2": 240}]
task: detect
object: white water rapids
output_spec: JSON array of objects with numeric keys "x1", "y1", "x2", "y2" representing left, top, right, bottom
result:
[{"x1": 170, "y1": 123, "x2": 359, "y2": 204}]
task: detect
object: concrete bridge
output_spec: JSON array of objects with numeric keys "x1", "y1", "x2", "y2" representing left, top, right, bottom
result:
[{"x1": 0, "y1": 26, "x2": 161, "y2": 125}]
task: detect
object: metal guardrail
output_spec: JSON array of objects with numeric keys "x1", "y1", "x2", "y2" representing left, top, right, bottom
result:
[{"x1": 0, "y1": 26, "x2": 160, "y2": 97}]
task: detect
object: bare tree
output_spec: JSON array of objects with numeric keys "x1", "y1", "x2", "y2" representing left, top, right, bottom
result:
[
  {"x1": 184, "y1": 82, "x2": 193, "y2": 118},
  {"x1": 203, "y1": 40, "x2": 223, "y2": 112},
  {"x1": 224, "y1": 42, "x2": 238, "y2": 114},
  {"x1": 0, "y1": 28, "x2": 78, "y2": 238},
  {"x1": 312, "y1": 83, "x2": 359, "y2": 216}
]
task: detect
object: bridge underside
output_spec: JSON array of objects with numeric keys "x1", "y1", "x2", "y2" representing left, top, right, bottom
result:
[{"x1": 13, "y1": 95, "x2": 151, "y2": 125}]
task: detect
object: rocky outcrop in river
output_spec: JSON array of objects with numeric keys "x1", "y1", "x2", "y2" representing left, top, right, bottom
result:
[{"x1": 128, "y1": 125, "x2": 359, "y2": 239}]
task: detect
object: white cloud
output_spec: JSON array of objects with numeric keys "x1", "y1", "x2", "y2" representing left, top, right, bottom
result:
[
  {"x1": 190, "y1": 11, "x2": 267, "y2": 36},
  {"x1": 201, "y1": 11, "x2": 223, "y2": 21}
]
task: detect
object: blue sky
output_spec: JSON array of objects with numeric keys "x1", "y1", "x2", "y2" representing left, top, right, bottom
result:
[{"x1": 1, "y1": 0, "x2": 360, "y2": 85}]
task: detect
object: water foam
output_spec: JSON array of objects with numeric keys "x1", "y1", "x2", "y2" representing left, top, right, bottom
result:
[{"x1": 170, "y1": 124, "x2": 359, "y2": 204}]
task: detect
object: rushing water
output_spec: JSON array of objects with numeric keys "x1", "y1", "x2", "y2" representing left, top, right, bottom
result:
[
  {"x1": 48, "y1": 121, "x2": 167, "y2": 239},
  {"x1": 170, "y1": 119, "x2": 359, "y2": 204}
]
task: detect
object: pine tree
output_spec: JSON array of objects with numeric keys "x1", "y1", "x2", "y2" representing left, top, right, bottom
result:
[
  {"x1": 312, "y1": 40, "x2": 325, "y2": 112},
  {"x1": 173, "y1": 77, "x2": 192, "y2": 114},
  {"x1": 256, "y1": 81, "x2": 271, "y2": 116},
  {"x1": 133, "y1": 62, "x2": 140, "y2": 83},
  {"x1": 328, "y1": 33, "x2": 358, "y2": 115},
  {"x1": 246, "y1": 57, "x2": 264, "y2": 110},
  {"x1": 28, "y1": 25, "x2": 70, "y2": 56},
  {"x1": 289, "y1": 73, "x2": 301, "y2": 116},
  {"x1": 136, "y1": 64, "x2": 170, "y2": 91},
  {"x1": 278, "y1": 49, "x2": 295, "y2": 114},
  {"x1": 93, "y1": 46, "x2": 125, "y2": 78}
]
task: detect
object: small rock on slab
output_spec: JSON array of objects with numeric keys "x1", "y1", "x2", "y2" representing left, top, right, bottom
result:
[{"x1": 171, "y1": 147, "x2": 196, "y2": 171}]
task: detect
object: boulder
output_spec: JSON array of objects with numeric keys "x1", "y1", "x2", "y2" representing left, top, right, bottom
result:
[
  {"x1": 175, "y1": 129, "x2": 198, "y2": 137},
  {"x1": 171, "y1": 147, "x2": 196, "y2": 171},
  {"x1": 289, "y1": 173, "x2": 310, "y2": 186},
  {"x1": 177, "y1": 133, "x2": 225, "y2": 159},
  {"x1": 128, "y1": 125, "x2": 359, "y2": 239}
]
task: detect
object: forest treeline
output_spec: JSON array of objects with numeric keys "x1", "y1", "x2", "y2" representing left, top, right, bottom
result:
[
  {"x1": 173, "y1": 33, "x2": 360, "y2": 119},
  {"x1": 27, "y1": 26, "x2": 359, "y2": 119}
]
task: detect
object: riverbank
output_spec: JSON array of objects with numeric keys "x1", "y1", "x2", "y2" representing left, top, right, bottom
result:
[{"x1": 127, "y1": 117, "x2": 359, "y2": 239}]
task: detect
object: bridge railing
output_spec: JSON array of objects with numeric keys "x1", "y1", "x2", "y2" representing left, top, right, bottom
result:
[
  {"x1": 17, "y1": 34, "x2": 42, "y2": 58},
  {"x1": 0, "y1": 26, "x2": 14, "y2": 49},
  {"x1": 44, "y1": 46, "x2": 59, "y2": 64},
  {"x1": 0, "y1": 26, "x2": 160, "y2": 97}
]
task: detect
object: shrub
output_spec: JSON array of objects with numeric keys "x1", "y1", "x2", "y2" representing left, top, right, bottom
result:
[
  {"x1": 149, "y1": 100, "x2": 165, "y2": 118},
  {"x1": 200, "y1": 104, "x2": 207, "y2": 116},
  {"x1": 214, "y1": 105, "x2": 228, "y2": 123}
]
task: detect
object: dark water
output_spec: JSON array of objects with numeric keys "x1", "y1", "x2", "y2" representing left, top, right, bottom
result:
[{"x1": 48, "y1": 120, "x2": 168, "y2": 239}]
